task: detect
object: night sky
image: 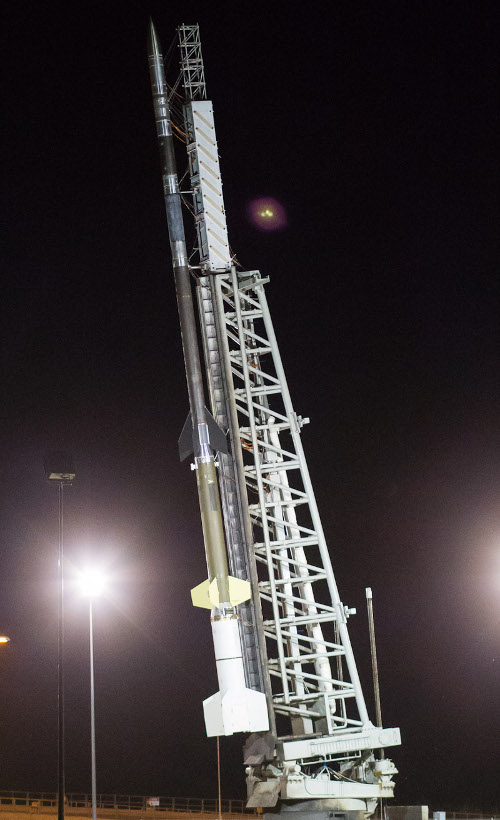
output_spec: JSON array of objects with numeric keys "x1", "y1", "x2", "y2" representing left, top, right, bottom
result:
[{"x1": 2, "y1": 0, "x2": 499, "y2": 813}]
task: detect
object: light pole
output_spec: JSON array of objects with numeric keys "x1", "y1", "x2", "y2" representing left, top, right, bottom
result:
[
  {"x1": 79, "y1": 569, "x2": 106, "y2": 820},
  {"x1": 365, "y1": 587, "x2": 384, "y2": 820},
  {"x1": 44, "y1": 452, "x2": 75, "y2": 820}
]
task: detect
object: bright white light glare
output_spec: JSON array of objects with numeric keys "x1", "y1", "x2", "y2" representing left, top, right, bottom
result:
[{"x1": 79, "y1": 569, "x2": 107, "y2": 598}]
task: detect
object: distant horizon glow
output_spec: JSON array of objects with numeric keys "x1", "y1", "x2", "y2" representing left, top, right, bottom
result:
[{"x1": 247, "y1": 197, "x2": 287, "y2": 231}]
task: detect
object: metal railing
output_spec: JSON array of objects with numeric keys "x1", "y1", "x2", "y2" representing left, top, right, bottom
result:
[
  {"x1": 1, "y1": 794, "x2": 498, "y2": 819},
  {"x1": 442, "y1": 814, "x2": 500, "y2": 820},
  {"x1": 0, "y1": 794, "x2": 252, "y2": 815}
]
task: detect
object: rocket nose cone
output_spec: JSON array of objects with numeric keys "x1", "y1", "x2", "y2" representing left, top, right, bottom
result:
[
  {"x1": 148, "y1": 19, "x2": 161, "y2": 58},
  {"x1": 148, "y1": 19, "x2": 166, "y2": 92}
]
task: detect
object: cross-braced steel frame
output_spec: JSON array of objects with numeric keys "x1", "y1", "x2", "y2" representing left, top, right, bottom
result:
[
  {"x1": 210, "y1": 269, "x2": 371, "y2": 737},
  {"x1": 175, "y1": 25, "x2": 398, "y2": 765},
  {"x1": 177, "y1": 25, "x2": 206, "y2": 101}
]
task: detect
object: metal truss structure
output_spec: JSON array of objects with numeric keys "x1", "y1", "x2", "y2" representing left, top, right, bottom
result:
[
  {"x1": 218, "y1": 268, "x2": 369, "y2": 734},
  {"x1": 174, "y1": 23, "x2": 400, "y2": 809},
  {"x1": 177, "y1": 25, "x2": 206, "y2": 102}
]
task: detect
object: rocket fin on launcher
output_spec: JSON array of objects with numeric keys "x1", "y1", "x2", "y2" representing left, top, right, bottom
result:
[
  {"x1": 178, "y1": 407, "x2": 229, "y2": 461},
  {"x1": 178, "y1": 412, "x2": 194, "y2": 462},
  {"x1": 209, "y1": 576, "x2": 251, "y2": 607},
  {"x1": 204, "y1": 406, "x2": 229, "y2": 455},
  {"x1": 203, "y1": 686, "x2": 269, "y2": 737},
  {"x1": 203, "y1": 615, "x2": 270, "y2": 736},
  {"x1": 190, "y1": 579, "x2": 212, "y2": 609},
  {"x1": 191, "y1": 576, "x2": 251, "y2": 609}
]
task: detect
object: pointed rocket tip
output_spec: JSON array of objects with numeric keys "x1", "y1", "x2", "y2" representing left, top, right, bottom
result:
[{"x1": 147, "y1": 18, "x2": 161, "y2": 58}]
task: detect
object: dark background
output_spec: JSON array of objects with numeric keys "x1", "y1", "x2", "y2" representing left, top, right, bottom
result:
[{"x1": 1, "y1": 0, "x2": 499, "y2": 812}]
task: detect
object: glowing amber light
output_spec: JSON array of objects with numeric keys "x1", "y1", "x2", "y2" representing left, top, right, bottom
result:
[
  {"x1": 248, "y1": 197, "x2": 287, "y2": 231},
  {"x1": 0, "y1": 635, "x2": 10, "y2": 644}
]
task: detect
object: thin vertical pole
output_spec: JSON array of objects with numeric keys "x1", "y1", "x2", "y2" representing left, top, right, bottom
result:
[
  {"x1": 366, "y1": 587, "x2": 384, "y2": 820},
  {"x1": 365, "y1": 587, "x2": 384, "y2": 744},
  {"x1": 217, "y1": 736, "x2": 221, "y2": 820},
  {"x1": 89, "y1": 600, "x2": 97, "y2": 820},
  {"x1": 58, "y1": 482, "x2": 65, "y2": 820}
]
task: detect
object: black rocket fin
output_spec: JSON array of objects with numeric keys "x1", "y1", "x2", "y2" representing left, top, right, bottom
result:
[
  {"x1": 178, "y1": 411, "x2": 193, "y2": 462},
  {"x1": 203, "y1": 406, "x2": 229, "y2": 455},
  {"x1": 178, "y1": 408, "x2": 229, "y2": 461}
]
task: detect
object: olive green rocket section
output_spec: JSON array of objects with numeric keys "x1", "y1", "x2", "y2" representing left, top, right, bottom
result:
[{"x1": 191, "y1": 460, "x2": 251, "y2": 610}]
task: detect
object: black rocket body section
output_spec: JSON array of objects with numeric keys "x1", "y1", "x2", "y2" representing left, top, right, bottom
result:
[
  {"x1": 148, "y1": 20, "x2": 229, "y2": 592},
  {"x1": 148, "y1": 20, "x2": 230, "y2": 587},
  {"x1": 148, "y1": 22, "x2": 205, "y2": 433}
]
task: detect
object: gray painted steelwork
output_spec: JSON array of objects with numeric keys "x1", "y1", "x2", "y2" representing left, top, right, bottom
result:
[
  {"x1": 177, "y1": 25, "x2": 206, "y2": 102},
  {"x1": 174, "y1": 22, "x2": 373, "y2": 741},
  {"x1": 167, "y1": 19, "x2": 400, "y2": 805}
]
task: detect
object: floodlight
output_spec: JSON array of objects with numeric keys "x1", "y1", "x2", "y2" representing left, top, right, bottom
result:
[
  {"x1": 44, "y1": 451, "x2": 75, "y2": 483},
  {"x1": 79, "y1": 569, "x2": 107, "y2": 599}
]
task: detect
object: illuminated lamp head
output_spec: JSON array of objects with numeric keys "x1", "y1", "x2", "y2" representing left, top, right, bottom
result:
[{"x1": 79, "y1": 568, "x2": 107, "y2": 599}]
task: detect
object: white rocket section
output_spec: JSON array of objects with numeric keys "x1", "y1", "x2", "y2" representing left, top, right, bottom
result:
[
  {"x1": 189, "y1": 101, "x2": 231, "y2": 270},
  {"x1": 203, "y1": 617, "x2": 269, "y2": 736}
]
